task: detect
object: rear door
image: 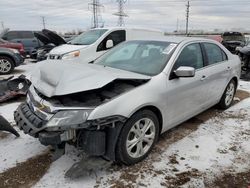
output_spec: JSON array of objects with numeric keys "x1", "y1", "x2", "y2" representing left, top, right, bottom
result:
[
  {"x1": 165, "y1": 43, "x2": 209, "y2": 127},
  {"x1": 201, "y1": 42, "x2": 230, "y2": 103}
]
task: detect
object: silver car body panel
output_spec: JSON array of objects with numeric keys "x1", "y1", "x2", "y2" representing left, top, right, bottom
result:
[{"x1": 30, "y1": 37, "x2": 241, "y2": 134}]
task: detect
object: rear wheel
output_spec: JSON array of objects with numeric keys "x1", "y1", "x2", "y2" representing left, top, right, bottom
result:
[
  {"x1": 116, "y1": 110, "x2": 159, "y2": 165},
  {"x1": 218, "y1": 79, "x2": 236, "y2": 109},
  {"x1": 0, "y1": 56, "x2": 14, "y2": 74}
]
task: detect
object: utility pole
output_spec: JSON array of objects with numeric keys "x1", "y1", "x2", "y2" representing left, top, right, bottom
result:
[
  {"x1": 113, "y1": 0, "x2": 128, "y2": 26},
  {"x1": 1, "y1": 21, "x2": 4, "y2": 30},
  {"x1": 41, "y1": 16, "x2": 46, "y2": 29},
  {"x1": 185, "y1": 1, "x2": 190, "y2": 36},
  {"x1": 176, "y1": 18, "x2": 179, "y2": 33},
  {"x1": 88, "y1": 0, "x2": 103, "y2": 28}
]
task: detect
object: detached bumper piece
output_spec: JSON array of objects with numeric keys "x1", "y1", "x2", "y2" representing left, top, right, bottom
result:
[
  {"x1": 14, "y1": 103, "x2": 46, "y2": 137},
  {"x1": 0, "y1": 115, "x2": 20, "y2": 137},
  {"x1": 0, "y1": 75, "x2": 31, "y2": 103}
]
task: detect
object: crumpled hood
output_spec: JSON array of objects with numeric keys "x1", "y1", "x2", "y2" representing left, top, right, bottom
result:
[
  {"x1": 49, "y1": 44, "x2": 88, "y2": 55},
  {"x1": 31, "y1": 60, "x2": 151, "y2": 97}
]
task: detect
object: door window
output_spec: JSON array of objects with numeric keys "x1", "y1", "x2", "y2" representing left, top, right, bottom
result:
[
  {"x1": 97, "y1": 30, "x2": 126, "y2": 51},
  {"x1": 173, "y1": 43, "x2": 204, "y2": 70},
  {"x1": 203, "y1": 43, "x2": 226, "y2": 65}
]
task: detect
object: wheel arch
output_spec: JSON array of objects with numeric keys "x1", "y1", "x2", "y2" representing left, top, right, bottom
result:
[
  {"x1": 231, "y1": 76, "x2": 238, "y2": 89},
  {"x1": 131, "y1": 105, "x2": 163, "y2": 136},
  {"x1": 0, "y1": 54, "x2": 16, "y2": 66}
]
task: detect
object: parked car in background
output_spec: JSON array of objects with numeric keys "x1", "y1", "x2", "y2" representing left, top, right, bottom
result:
[
  {"x1": 47, "y1": 27, "x2": 164, "y2": 63},
  {"x1": 221, "y1": 31, "x2": 246, "y2": 54},
  {"x1": 237, "y1": 43, "x2": 250, "y2": 75},
  {"x1": 1, "y1": 31, "x2": 42, "y2": 57},
  {"x1": 0, "y1": 47, "x2": 24, "y2": 74},
  {"x1": 0, "y1": 38, "x2": 25, "y2": 57},
  {"x1": 14, "y1": 37, "x2": 241, "y2": 165},
  {"x1": 34, "y1": 29, "x2": 66, "y2": 61},
  {"x1": 206, "y1": 35, "x2": 223, "y2": 43}
]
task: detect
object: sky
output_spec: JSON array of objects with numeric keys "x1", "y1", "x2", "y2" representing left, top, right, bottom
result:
[{"x1": 0, "y1": 0, "x2": 250, "y2": 33}]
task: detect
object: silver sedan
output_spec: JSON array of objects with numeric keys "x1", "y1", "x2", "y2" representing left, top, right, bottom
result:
[{"x1": 14, "y1": 37, "x2": 241, "y2": 165}]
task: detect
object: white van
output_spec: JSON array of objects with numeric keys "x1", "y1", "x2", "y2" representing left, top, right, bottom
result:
[{"x1": 47, "y1": 27, "x2": 163, "y2": 63}]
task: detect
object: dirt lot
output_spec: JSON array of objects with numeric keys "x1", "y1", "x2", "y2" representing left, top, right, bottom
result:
[{"x1": 0, "y1": 61, "x2": 250, "y2": 188}]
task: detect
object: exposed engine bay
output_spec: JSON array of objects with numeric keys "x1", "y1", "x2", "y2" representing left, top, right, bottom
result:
[{"x1": 37, "y1": 79, "x2": 148, "y2": 107}]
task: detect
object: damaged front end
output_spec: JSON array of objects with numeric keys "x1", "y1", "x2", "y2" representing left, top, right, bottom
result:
[{"x1": 14, "y1": 77, "x2": 147, "y2": 160}]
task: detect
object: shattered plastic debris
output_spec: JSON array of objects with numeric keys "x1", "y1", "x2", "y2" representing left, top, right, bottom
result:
[
  {"x1": 0, "y1": 75, "x2": 31, "y2": 103},
  {"x1": 0, "y1": 115, "x2": 20, "y2": 137}
]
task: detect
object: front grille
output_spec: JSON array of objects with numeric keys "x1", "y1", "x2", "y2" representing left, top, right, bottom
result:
[
  {"x1": 14, "y1": 103, "x2": 47, "y2": 136},
  {"x1": 49, "y1": 54, "x2": 61, "y2": 60}
]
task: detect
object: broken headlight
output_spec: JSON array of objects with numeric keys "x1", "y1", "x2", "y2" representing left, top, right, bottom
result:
[
  {"x1": 46, "y1": 110, "x2": 93, "y2": 129},
  {"x1": 61, "y1": 50, "x2": 80, "y2": 60}
]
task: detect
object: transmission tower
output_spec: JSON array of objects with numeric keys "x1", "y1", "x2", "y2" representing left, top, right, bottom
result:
[
  {"x1": 113, "y1": 0, "x2": 128, "y2": 26},
  {"x1": 185, "y1": 1, "x2": 190, "y2": 36},
  {"x1": 89, "y1": 0, "x2": 104, "y2": 28}
]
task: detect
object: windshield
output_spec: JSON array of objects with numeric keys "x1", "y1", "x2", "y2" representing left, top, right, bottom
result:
[
  {"x1": 95, "y1": 40, "x2": 176, "y2": 76},
  {"x1": 69, "y1": 29, "x2": 108, "y2": 45}
]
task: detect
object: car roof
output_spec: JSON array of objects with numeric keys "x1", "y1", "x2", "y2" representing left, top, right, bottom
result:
[
  {"x1": 89, "y1": 27, "x2": 163, "y2": 33},
  {"x1": 132, "y1": 36, "x2": 215, "y2": 44}
]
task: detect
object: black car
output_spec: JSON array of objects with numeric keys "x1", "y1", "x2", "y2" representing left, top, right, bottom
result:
[
  {"x1": 0, "y1": 47, "x2": 24, "y2": 74},
  {"x1": 34, "y1": 29, "x2": 66, "y2": 61},
  {"x1": 221, "y1": 32, "x2": 246, "y2": 54}
]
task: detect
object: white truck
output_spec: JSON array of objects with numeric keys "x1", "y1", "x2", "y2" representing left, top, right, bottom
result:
[{"x1": 47, "y1": 27, "x2": 163, "y2": 63}]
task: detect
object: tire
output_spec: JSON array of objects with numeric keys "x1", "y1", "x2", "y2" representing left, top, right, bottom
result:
[
  {"x1": 115, "y1": 110, "x2": 159, "y2": 165},
  {"x1": 218, "y1": 79, "x2": 236, "y2": 109},
  {"x1": 0, "y1": 56, "x2": 14, "y2": 74}
]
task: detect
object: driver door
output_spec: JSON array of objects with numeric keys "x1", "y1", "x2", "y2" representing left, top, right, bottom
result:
[{"x1": 165, "y1": 43, "x2": 210, "y2": 128}]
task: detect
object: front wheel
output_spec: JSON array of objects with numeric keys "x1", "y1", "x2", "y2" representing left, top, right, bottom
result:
[
  {"x1": 218, "y1": 80, "x2": 236, "y2": 109},
  {"x1": 115, "y1": 110, "x2": 159, "y2": 165},
  {"x1": 0, "y1": 56, "x2": 14, "y2": 74}
]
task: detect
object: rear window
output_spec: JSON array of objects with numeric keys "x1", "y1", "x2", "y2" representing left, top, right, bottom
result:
[
  {"x1": 203, "y1": 43, "x2": 227, "y2": 65},
  {"x1": 5, "y1": 31, "x2": 19, "y2": 40},
  {"x1": 20, "y1": 31, "x2": 34, "y2": 39}
]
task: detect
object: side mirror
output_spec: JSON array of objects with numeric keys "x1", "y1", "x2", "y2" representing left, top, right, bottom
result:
[
  {"x1": 106, "y1": 40, "x2": 114, "y2": 49},
  {"x1": 174, "y1": 66, "x2": 195, "y2": 78}
]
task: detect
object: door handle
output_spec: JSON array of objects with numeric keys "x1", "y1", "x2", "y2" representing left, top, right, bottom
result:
[
  {"x1": 226, "y1": 66, "x2": 232, "y2": 71},
  {"x1": 200, "y1": 75, "x2": 207, "y2": 81}
]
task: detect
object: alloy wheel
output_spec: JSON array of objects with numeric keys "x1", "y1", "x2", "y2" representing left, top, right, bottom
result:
[
  {"x1": 225, "y1": 82, "x2": 235, "y2": 106},
  {"x1": 0, "y1": 59, "x2": 12, "y2": 73},
  {"x1": 126, "y1": 118, "x2": 156, "y2": 158}
]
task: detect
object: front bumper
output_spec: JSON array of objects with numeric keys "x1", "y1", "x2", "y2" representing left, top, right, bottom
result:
[{"x1": 14, "y1": 102, "x2": 126, "y2": 159}]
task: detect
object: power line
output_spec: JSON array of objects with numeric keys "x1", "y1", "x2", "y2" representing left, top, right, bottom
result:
[
  {"x1": 186, "y1": 1, "x2": 190, "y2": 36},
  {"x1": 113, "y1": 0, "x2": 128, "y2": 26},
  {"x1": 88, "y1": 0, "x2": 104, "y2": 28}
]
